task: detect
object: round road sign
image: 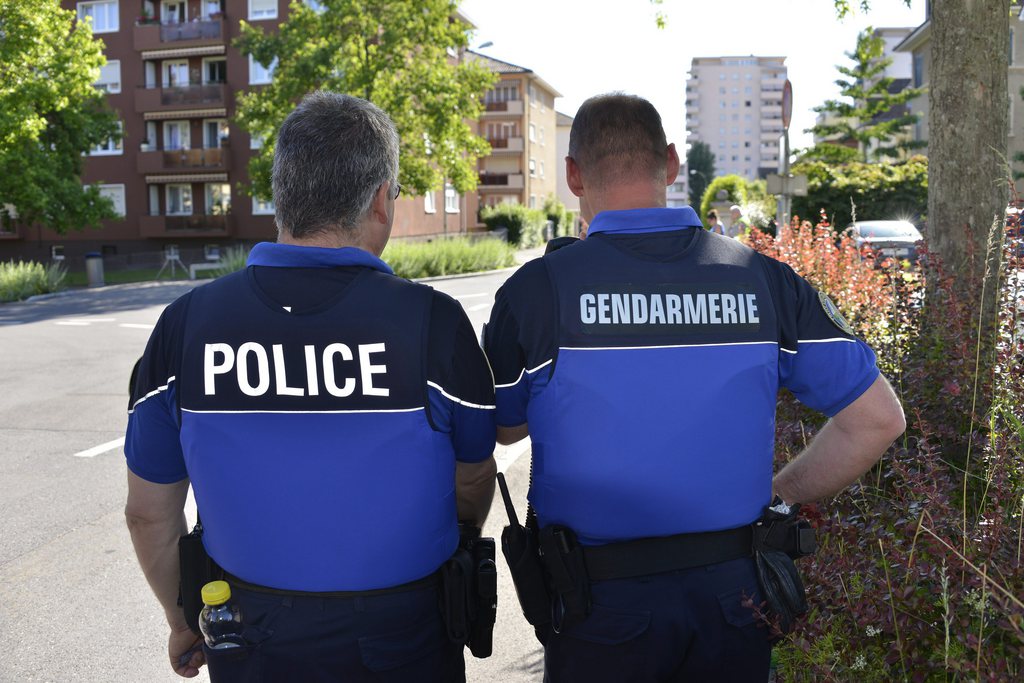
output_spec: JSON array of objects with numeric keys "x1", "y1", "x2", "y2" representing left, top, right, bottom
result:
[{"x1": 782, "y1": 79, "x2": 793, "y2": 131}]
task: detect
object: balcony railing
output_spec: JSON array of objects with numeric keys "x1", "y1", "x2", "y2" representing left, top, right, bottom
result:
[
  {"x1": 478, "y1": 172, "x2": 525, "y2": 189},
  {"x1": 134, "y1": 83, "x2": 227, "y2": 113},
  {"x1": 137, "y1": 146, "x2": 231, "y2": 174},
  {"x1": 486, "y1": 136, "x2": 524, "y2": 153},
  {"x1": 139, "y1": 213, "x2": 233, "y2": 238},
  {"x1": 133, "y1": 17, "x2": 225, "y2": 51},
  {"x1": 482, "y1": 100, "x2": 524, "y2": 116}
]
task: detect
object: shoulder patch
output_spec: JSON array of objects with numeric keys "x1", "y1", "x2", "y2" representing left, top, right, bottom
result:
[{"x1": 818, "y1": 290, "x2": 856, "y2": 336}]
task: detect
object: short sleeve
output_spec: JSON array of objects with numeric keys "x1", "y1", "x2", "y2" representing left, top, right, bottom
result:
[{"x1": 483, "y1": 289, "x2": 530, "y2": 427}]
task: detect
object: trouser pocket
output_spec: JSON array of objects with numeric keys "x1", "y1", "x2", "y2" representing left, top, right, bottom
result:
[{"x1": 204, "y1": 643, "x2": 260, "y2": 683}]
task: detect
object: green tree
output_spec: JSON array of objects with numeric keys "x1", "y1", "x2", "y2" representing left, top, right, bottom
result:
[
  {"x1": 686, "y1": 141, "x2": 715, "y2": 207},
  {"x1": 234, "y1": 0, "x2": 496, "y2": 201},
  {"x1": 699, "y1": 174, "x2": 747, "y2": 221},
  {"x1": 805, "y1": 27, "x2": 926, "y2": 163},
  {"x1": 0, "y1": 0, "x2": 121, "y2": 233}
]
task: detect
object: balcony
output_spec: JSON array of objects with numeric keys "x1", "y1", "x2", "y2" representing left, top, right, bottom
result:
[
  {"x1": 761, "y1": 129, "x2": 783, "y2": 141},
  {"x1": 761, "y1": 104, "x2": 783, "y2": 116},
  {"x1": 482, "y1": 100, "x2": 524, "y2": 116},
  {"x1": 133, "y1": 18, "x2": 226, "y2": 52},
  {"x1": 137, "y1": 146, "x2": 231, "y2": 174},
  {"x1": 762, "y1": 88, "x2": 784, "y2": 101},
  {"x1": 478, "y1": 172, "x2": 525, "y2": 190},
  {"x1": 486, "y1": 136, "x2": 524, "y2": 154},
  {"x1": 135, "y1": 83, "x2": 227, "y2": 113},
  {"x1": 139, "y1": 213, "x2": 234, "y2": 238}
]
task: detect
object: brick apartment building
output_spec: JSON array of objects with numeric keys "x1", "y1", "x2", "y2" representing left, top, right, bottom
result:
[{"x1": 1, "y1": 1, "x2": 561, "y2": 268}]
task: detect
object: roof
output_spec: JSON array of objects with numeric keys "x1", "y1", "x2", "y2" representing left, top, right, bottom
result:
[
  {"x1": 894, "y1": 19, "x2": 930, "y2": 53},
  {"x1": 556, "y1": 111, "x2": 574, "y2": 127},
  {"x1": 465, "y1": 50, "x2": 563, "y2": 98}
]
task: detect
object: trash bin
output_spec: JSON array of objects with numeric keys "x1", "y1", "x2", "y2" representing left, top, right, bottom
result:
[{"x1": 85, "y1": 252, "x2": 105, "y2": 287}]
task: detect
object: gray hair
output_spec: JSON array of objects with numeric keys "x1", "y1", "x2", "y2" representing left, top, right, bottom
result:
[{"x1": 272, "y1": 91, "x2": 399, "y2": 238}]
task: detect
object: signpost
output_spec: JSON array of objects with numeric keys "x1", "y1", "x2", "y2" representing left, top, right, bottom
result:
[{"x1": 772, "y1": 79, "x2": 806, "y2": 229}]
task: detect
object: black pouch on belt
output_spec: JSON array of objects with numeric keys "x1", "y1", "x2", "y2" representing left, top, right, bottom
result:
[
  {"x1": 751, "y1": 498, "x2": 816, "y2": 635},
  {"x1": 178, "y1": 519, "x2": 221, "y2": 635},
  {"x1": 496, "y1": 474, "x2": 552, "y2": 631},
  {"x1": 440, "y1": 528, "x2": 498, "y2": 659},
  {"x1": 537, "y1": 525, "x2": 591, "y2": 634}
]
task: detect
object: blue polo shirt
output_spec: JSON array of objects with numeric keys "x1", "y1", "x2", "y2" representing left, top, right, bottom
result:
[
  {"x1": 484, "y1": 208, "x2": 878, "y2": 544},
  {"x1": 127, "y1": 242, "x2": 496, "y2": 590}
]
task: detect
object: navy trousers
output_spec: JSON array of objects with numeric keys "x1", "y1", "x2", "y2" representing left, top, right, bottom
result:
[
  {"x1": 203, "y1": 582, "x2": 465, "y2": 683},
  {"x1": 543, "y1": 557, "x2": 771, "y2": 683}
]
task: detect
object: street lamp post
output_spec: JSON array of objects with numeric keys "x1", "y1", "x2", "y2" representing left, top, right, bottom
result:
[{"x1": 688, "y1": 168, "x2": 707, "y2": 206}]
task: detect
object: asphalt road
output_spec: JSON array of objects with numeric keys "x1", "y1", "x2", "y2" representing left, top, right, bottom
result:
[{"x1": 0, "y1": 254, "x2": 544, "y2": 682}]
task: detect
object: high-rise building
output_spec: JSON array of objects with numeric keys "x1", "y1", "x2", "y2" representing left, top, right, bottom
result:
[
  {"x1": 684, "y1": 56, "x2": 787, "y2": 181},
  {"x1": 1, "y1": 1, "x2": 490, "y2": 265}
]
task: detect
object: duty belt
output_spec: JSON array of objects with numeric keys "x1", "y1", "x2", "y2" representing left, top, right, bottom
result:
[
  {"x1": 223, "y1": 570, "x2": 440, "y2": 599},
  {"x1": 580, "y1": 525, "x2": 754, "y2": 581}
]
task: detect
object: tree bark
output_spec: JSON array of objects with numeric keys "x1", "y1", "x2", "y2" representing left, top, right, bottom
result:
[{"x1": 928, "y1": 0, "x2": 1009, "y2": 329}]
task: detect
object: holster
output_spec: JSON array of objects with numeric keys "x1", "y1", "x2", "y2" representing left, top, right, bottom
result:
[
  {"x1": 178, "y1": 520, "x2": 222, "y2": 635},
  {"x1": 751, "y1": 499, "x2": 816, "y2": 636},
  {"x1": 537, "y1": 525, "x2": 591, "y2": 633},
  {"x1": 440, "y1": 529, "x2": 497, "y2": 659}
]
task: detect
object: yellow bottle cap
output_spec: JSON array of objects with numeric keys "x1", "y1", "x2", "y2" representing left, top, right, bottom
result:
[{"x1": 201, "y1": 580, "x2": 231, "y2": 606}]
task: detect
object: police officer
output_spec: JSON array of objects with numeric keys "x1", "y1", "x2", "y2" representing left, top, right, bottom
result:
[
  {"x1": 125, "y1": 92, "x2": 497, "y2": 682},
  {"x1": 483, "y1": 94, "x2": 905, "y2": 682}
]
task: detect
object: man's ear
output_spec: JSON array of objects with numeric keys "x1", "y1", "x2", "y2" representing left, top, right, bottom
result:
[
  {"x1": 370, "y1": 182, "x2": 391, "y2": 225},
  {"x1": 665, "y1": 143, "x2": 681, "y2": 186},
  {"x1": 566, "y1": 156, "x2": 585, "y2": 197}
]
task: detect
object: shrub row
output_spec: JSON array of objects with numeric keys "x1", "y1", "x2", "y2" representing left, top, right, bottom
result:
[
  {"x1": 382, "y1": 237, "x2": 516, "y2": 280},
  {"x1": 0, "y1": 260, "x2": 66, "y2": 303},
  {"x1": 479, "y1": 203, "x2": 549, "y2": 248}
]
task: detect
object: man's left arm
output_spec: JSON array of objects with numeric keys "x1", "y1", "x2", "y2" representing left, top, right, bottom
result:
[{"x1": 124, "y1": 472, "x2": 204, "y2": 677}]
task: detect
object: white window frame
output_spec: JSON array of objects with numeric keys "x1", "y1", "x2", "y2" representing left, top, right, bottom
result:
[
  {"x1": 444, "y1": 183, "x2": 458, "y2": 214},
  {"x1": 160, "y1": 0, "x2": 187, "y2": 24},
  {"x1": 249, "y1": 55, "x2": 276, "y2": 85},
  {"x1": 90, "y1": 121, "x2": 123, "y2": 156},
  {"x1": 97, "y1": 184, "x2": 126, "y2": 216},
  {"x1": 529, "y1": 158, "x2": 536, "y2": 177},
  {"x1": 528, "y1": 123, "x2": 536, "y2": 142},
  {"x1": 203, "y1": 118, "x2": 228, "y2": 148},
  {"x1": 162, "y1": 59, "x2": 189, "y2": 88},
  {"x1": 166, "y1": 184, "x2": 193, "y2": 216},
  {"x1": 202, "y1": 57, "x2": 227, "y2": 85},
  {"x1": 77, "y1": 1, "x2": 119, "y2": 33},
  {"x1": 424, "y1": 191, "x2": 437, "y2": 214},
  {"x1": 252, "y1": 196, "x2": 275, "y2": 215},
  {"x1": 95, "y1": 60, "x2": 121, "y2": 94},
  {"x1": 248, "y1": 0, "x2": 277, "y2": 21},
  {"x1": 204, "y1": 183, "x2": 231, "y2": 215},
  {"x1": 163, "y1": 120, "x2": 191, "y2": 150},
  {"x1": 540, "y1": 161, "x2": 545, "y2": 178}
]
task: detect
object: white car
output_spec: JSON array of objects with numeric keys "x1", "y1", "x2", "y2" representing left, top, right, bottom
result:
[{"x1": 845, "y1": 220, "x2": 923, "y2": 263}]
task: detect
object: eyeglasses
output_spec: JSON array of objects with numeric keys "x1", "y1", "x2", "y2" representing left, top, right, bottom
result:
[{"x1": 390, "y1": 182, "x2": 402, "y2": 200}]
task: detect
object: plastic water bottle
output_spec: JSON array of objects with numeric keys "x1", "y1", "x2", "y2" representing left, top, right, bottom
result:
[{"x1": 198, "y1": 580, "x2": 245, "y2": 649}]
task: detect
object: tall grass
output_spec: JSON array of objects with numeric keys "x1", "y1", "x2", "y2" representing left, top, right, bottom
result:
[
  {"x1": 0, "y1": 260, "x2": 66, "y2": 302},
  {"x1": 383, "y1": 238, "x2": 515, "y2": 279}
]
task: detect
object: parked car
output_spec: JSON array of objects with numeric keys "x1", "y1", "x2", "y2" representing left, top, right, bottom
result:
[{"x1": 845, "y1": 220, "x2": 924, "y2": 263}]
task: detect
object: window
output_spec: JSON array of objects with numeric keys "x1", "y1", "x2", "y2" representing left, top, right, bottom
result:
[
  {"x1": 248, "y1": 0, "x2": 277, "y2": 20},
  {"x1": 424, "y1": 191, "x2": 436, "y2": 214},
  {"x1": 719, "y1": 74, "x2": 726, "y2": 80},
  {"x1": 731, "y1": 87, "x2": 739, "y2": 94},
  {"x1": 250, "y1": 133, "x2": 264, "y2": 150},
  {"x1": 249, "y1": 55, "x2": 276, "y2": 84},
  {"x1": 540, "y1": 161, "x2": 545, "y2": 178},
  {"x1": 161, "y1": 0, "x2": 186, "y2": 24},
  {"x1": 203, "y1": 119, "x2": 228, "y2": 148},
  {"x1": 162, "y1": 59, "x2": 189, "y2": 88},
  {"x1": 528, "y1": 83, "x2": 537, "y2": 104},
  {"x1": 95, "y1": 60, "x2": 121, "y2": 93},
  {"x1": 444, "y1": 183, "x2": 458, "y2": 213},
  {"x1": 539, "y1": 127, "x2": 545, "y2": 145},
  {"x1": 486, "y1": 82, "x2": 519, "y2": 103},
  {"x1": 163, "y1": 120, "x2": 190, "y2": 150},
  {"x1": 252, "y1": 196, "x2": 274, "y2": 215},
  {"x1": 166, "y1": 184, "x2": 193, "y2": 215},
  {"x1": 719, "y1": 87, "x2": 726, "y2": 94},
  {"x1": 745, "y1": 100, "x2": 751, "y2": 107},
  {"x1": 744, "y1": 141, "x2": 751, "y2": 147},
  {"x1": 529, "y1": 195, "x2": 536, "y2": 208},
  {"x1": 529, "y1": 158, "x2": 536, "y2": 177},
  {"x1": 913, "y1": 53, "x2": 925, "y2": 87},
  {"x1": 205, "y1": 183, "x2": 231, "y2": 215},
  {"x1": 1011, "y1": 29, "x2": 1016, "y2": 66},
  {"x1": 529, "y1": 123, "x2": 536, "y2": 142},
  {"x1": 203, "y1": 58, "x2": 226, "y2": 84},
  {"x1": 77, "y1": 1, "x2": 118, "y2": 33},
  {"x1": 51, "y1": 245, "x2": 66, "y2": 262},
  {"x1": 98, "y1": 184, "x2": 126, "y2": 216},
  {"x1": 90, "y1": 121, "x2": 122, "y2": 155},
  {"x1": 202, "y1": 0, "x2": 223, "y2": 18}
]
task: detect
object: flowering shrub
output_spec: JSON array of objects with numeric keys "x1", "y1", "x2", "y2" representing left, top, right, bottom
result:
[{"x1": 749, "y1": 215, "x2": 1024, "y2": 681}]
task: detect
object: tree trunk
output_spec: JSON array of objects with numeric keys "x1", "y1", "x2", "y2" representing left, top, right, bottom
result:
[{"x1": 928, "y1": 0, "x2": 1009, "y2": 336}]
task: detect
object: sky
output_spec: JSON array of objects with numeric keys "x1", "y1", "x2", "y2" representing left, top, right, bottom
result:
[{"x1": 459, "y1": 0, "x2": 926, "y2": 153}]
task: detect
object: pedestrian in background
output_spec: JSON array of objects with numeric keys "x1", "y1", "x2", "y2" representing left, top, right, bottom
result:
[
  {"x1": 484, "y1": 93, "x2": 905, "y2": 682},
  {"x1": 706, "y1": 208, "x2": 725, "y2": 235},
  {"x1": 728, "y1": 203, "x2": 751, "y2": 238},
  {"x1": 125, "y1": 91, "x2": 497, "y2": 682}
]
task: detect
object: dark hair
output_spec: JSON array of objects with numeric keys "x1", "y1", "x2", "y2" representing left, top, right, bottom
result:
[
  {"x1": 707, "y1": 209, "x2": 718, "y2": 220},
  {"x1": 568, "y1": 93, "x2": 667, "y2": 187},
  {"x1": 272, "y1": 91, "x2": 399, "y2": 239}
]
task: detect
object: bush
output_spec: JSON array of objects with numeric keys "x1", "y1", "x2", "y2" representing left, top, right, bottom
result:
[
  {"x1": 749, "y1": 216, "x2": 1024, "y2": 681},
  {"x1": 543, "y1": 194, "x2": 575, "y2": 238},
  {"x1": 790, "y1": 155, "x2": 928, "y2": 231},
  {"x1": 382, "y1": 238, "x2": 515, "y2": 279},
  {"x1": 0, "y1": 260, "x2": 66, "y2": 302},
  {"x1": 699, "y1": 174, "x2": 747, "y2": 219},
  {"x1": 214, "y1": 245, "x2": 251, "y2": 277},
  {"x1": 480, "y1": 203, "x2": 548, "y2": 247}
]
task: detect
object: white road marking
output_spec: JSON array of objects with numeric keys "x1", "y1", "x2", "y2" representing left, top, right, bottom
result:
[
  {"x1": 73, "y1": 437, "x2": 125, "y2": 458},
  {"x1": 56, "y1": 321, "x2": 91, "y2": 326},
  {"x1": 467, "y1": 303, "x2": 490, "y2": 312},
  {"x1": 119, "y1": 323, "x2": 155, "y2": 329},
  {"x1": 494, "y1": 438, "x2": 531, "y2": 474},
  {"x1": 454, "y1": 293, "x2": 489, "y2": 300}
]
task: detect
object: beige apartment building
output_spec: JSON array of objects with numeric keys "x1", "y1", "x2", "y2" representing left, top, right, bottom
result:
[
  {"x1": 468, "y1": 51, "x2": 561, "y2": 212},
  {"x1": 685, "y1": 56, "x2": 787, "y2": 181}
]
